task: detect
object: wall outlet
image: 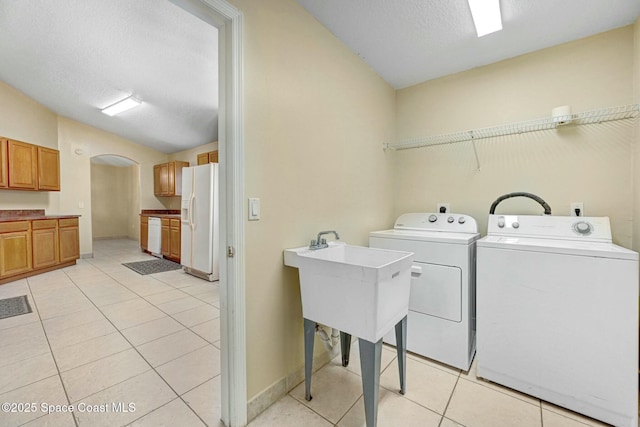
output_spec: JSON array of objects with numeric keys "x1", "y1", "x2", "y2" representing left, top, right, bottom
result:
[
  {"x1": 437, "y1": 203, "x2": 450, "y2": 214},
  {"x1": 570, "y1": 202, "x2": 584, "y2": 217}
]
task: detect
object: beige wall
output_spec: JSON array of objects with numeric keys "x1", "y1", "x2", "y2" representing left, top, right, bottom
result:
[
  {"x1": 90, "y1": 163, "x2": 135, "y2": 239},
  {"x1": 228, "y1": 0, "x2": 396, "y2": 402},
  {"x1": 0, "y1": 81, "x2": 60, "y2": 212},
  {"x1": 57, "y1": 117, "x2": 169, "y2": 255},
  {"x1": 394, "y1": 26, "x2": 636, "y2": 247}
]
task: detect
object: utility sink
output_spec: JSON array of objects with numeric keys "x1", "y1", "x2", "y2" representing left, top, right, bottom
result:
[{"x1": 284, "y1": 242, "x2": 413, "y2": 342}]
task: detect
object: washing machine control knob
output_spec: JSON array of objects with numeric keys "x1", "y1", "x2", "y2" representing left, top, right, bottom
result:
[
  {"x1": 574, "y1": 221, "x2": 592, "y2": 235},
  {"x1": 512, "y1": 222, "x2": 520, "y2": 229},
  {"x1": 458, "y1": 217, "x2": 466, "y2": 224},
  {"x1": 498, "y1": 220, "x2": 505, "y2": 228},
  {"x1": 447, "y1": 216, "x2": 454, "y2": 223},
  {"x1": 428, "y1": 214, "x2": 437, "y2": 223}
]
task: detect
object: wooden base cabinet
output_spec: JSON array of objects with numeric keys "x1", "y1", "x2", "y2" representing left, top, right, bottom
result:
[
  {"x1": 0, "y1": 217, "x2": 79, "y2": 285},
  {"x1": 32, "y1": 220, "x2": 59, "y2": 269},
  {"x1": 140, "y1": 216, "x2": 148, "y2": 251},
  {"x1": 161, "y1": 219, "x2": 170, "y2": 258},
  {"x1": 159, "y1": 218, "x2": 181, "y2": 262},
  {"x1": 169, "y1": 219, "x2": 181, "y2": 260},
  {"x1": 59, "y1": 218, "x2": 79, "y2": 263},
  {"x1": 0, "y1": 221, "x2": 32, "y2": 277}
]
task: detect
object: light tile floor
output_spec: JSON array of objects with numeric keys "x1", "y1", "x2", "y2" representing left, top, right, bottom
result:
[
  {"x1": 249, "y1": 339, "x2": 613, "y2": 427},
  {"x1": 0, "y1": 239, "x2": 222, "y2": 427},
  {"x1": 0, "y1": 238, "x2": 620, "y2": 426}
]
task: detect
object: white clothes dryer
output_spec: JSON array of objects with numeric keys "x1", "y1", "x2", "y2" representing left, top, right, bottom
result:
[
  {"x1": 477, "y1": 215, "x2": 639, "y2": 427},
  {"x1": 369, "y1": 212, "x2": 480, "y2": 371}
]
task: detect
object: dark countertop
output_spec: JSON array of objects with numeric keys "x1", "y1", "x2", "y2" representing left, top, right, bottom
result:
[
  {"x1": 0, "y1": 210, "x2": 80, "y2": 223},
  {"x1": 140, "y1": 210, "x2": 180, "y2": 219}
]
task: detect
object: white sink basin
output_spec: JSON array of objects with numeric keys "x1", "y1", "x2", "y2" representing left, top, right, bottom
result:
[{"x1": 284, "y1": 242, "x2": 413, "y2": 342}]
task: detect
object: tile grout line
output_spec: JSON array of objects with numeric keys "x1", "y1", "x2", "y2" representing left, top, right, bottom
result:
[
  {"x1": 70, "y1": 248, "x2": 216, "y2": 426},
  {"x1": 25, "y1": 277, "x2": 80, "y2": 427},
  {"x1": 437, "y1": 366, "x2": 462, "y2": 427}
]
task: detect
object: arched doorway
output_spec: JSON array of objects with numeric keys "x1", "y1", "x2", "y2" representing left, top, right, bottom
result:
[{"x1": 90, "y1": 154, "x2": 140, "y2": 243}]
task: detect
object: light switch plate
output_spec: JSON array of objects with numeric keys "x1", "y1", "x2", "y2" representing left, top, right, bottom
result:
[{"x1": 248, "y1": 198, "x2": 260, "y2": 220}]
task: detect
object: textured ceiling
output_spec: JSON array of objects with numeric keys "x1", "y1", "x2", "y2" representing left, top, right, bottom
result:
[
  {"x1": 296, "y1": 0, "x2": 640, "y2": 89},
  {"x1": 0, "y1": 0, "x2": 218, "y2": 153},
  {"x1": 1, "y1": 1, "x2": 638, "y2": 155}
]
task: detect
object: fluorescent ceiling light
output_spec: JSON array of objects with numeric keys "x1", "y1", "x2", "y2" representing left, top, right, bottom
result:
[
  {"x1": 468, "y1": 0, "x2": 502, "y2": 37},
  {"x1": 101, "y1": 96, "x2": 142, "y2": 116}
]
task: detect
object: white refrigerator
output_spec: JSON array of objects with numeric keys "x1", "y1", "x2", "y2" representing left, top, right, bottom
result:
[{"x1": 181, "y1": 163, "x2": 219, "y2": 281}]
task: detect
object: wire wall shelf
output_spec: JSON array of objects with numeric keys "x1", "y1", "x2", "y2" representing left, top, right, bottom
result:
[{"x1": 384, "y1": 104, "x2": 640, "y2": 151}]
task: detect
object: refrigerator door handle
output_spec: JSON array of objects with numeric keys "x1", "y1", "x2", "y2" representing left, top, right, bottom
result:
[{"x1": 189, "y1": 195, "x2": 196, "y2": 229}]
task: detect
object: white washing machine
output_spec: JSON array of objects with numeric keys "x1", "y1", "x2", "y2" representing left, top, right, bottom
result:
[
  {"x1": 369, "y1": 212, "x2": 480, "y2": 371},
  {"x1": 477, "y1": 215, "x2": 639, "y2": 427}
]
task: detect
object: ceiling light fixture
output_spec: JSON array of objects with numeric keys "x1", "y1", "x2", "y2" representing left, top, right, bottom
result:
[
  {"x1": 467, "y1": 0, "x2": 502, "y2": 37},
  {"x1": 101, "y1": 96, "x2": 142, "y2": 116}
]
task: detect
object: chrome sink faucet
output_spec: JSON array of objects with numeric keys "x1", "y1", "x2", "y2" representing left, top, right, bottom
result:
[{"x1": 309, "y1": 230, "x2": 340, "y2": 250}]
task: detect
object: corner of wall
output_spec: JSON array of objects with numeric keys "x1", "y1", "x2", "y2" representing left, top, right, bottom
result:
[{"x1": 632, "y1": 18, "x2": 640, "y2": 251}]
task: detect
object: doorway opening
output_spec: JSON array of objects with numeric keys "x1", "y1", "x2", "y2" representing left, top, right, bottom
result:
[{"x1": 89, "y1": 155, "x2": 140, "y2": 243}]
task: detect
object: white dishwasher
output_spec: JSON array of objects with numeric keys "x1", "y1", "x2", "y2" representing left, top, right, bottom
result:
[{"x1": 147, "y1": 217, "x2": 162, "y2": 257}]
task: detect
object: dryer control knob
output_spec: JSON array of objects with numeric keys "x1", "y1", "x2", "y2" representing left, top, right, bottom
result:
[
  {"x1": 575, "y1": 221, "x2": 592, "y2": 235},
  {"x1": 458, "y1": 217, "x2": 466, "y2": 224},
  {"x1": 498, "y1": 220, "x2": 505, "y2": 228},
  {"x1": 428, "y1": 214, "x2": 437, "y2": 223},
  {"x1": 512, "y1": 222, "x2": 520, "y2": 229},
  {"x1": 447, "y1": 216, "x2": 454, "y2": 223}
]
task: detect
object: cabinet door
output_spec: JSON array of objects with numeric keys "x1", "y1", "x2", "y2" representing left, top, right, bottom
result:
[
  {"x1": 0, "y1": 231, "x2": 32, "y2": 277},
  {"x1": 32, "y1": 227, "x2": 59, "y2": 269},
  {"x1": 140, "y1": 218, "x2": 148, "y2": 250},
  {"x1": 170, "y1": 220, "x2": 181, "y2": 261},
  {"x1": 59, "y1": 226, "x2": 79, "y2": 263},
  {"x1": 0, "y1": 139, "x2": 7, "y2": 188},
  {"x1": 197, "y1": 153, "x2": 209, "y2": 165},
  {"x1": 209, "y1": 151, "x2": 218, "y2": 163},
  {"x1": 172, "y1": 161, "x2": 188, "y2": 197},
  {"x1": 161, "y1": 224, "x2": 170, "y2": 257},
  {"x1": 7, "y1": 139, "x2": 37, "y2": 190},
  {"x1": 153, "y1": 165, "x2": 161, "y2": 196},
  {"x1": 167, "y1": 163, "x2": 176, "y2": 196},
  {"x1": 159, "y1": 163, "x2": 169, "y2": 195},
  {"x1": 37, "y1": 147, "x2": 60, "y2": 191}
]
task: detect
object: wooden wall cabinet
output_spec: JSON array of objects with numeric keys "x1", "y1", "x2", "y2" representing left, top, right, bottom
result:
[
  {"x1": 37, "y1": 146, "x2": 60, "y2": 191},
  {"x1": 1, "y1": 138, "x2": 60, "y2": 191},
  {"x1": 7, "y1": 139, "x2": 38, "y2": 190},
  {"x1": 58, "y1": 218, "x2": 79, "y2": 263},
  {"x1": 197, "y1": 150, "x2": 218, "y2": 165},
  {"x1": 32, "y1": 220, "x2": 59, "y2": 269},
  {"x1": 0, "y1": 141, "x2": 6, "y2": 188},
  {"x1": 0, "y1": 221, "x2": 32, "y2": 277},
  {"x1": 153, "y1": 161, "x2": 189, "y2": 196},
  {"x1": 140, "y1": 216, "x2": 148, "y2": 251}
]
